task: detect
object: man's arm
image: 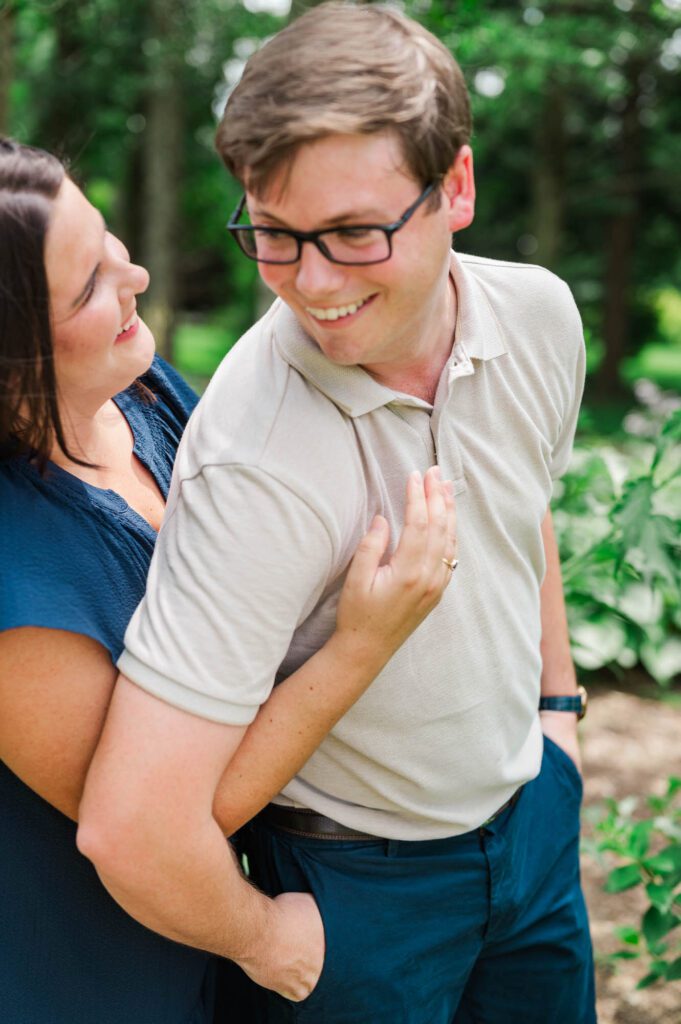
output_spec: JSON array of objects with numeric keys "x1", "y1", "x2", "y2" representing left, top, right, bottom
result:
[
  {"x1": 77, "y1": 674, "x2": 323, "y2": 999},
  {"x1": 539, "y1": 507, "x2": 581, "y2": 770}
]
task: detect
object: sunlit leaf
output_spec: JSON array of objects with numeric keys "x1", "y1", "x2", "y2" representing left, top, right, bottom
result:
[
  {"x1": 645, "y1": 845, "x2": 681, "y2": 876},
  {"x1": 615, "y1": 925, "x2": 640, "y2": 946},
  {"x1": 605, "y1": 863, "x2": 642, "y2": 892}
]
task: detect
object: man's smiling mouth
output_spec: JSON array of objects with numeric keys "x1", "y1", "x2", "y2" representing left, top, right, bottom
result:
[{"x1": 305, "y1": 295, "x2": 375, "y2": 322}]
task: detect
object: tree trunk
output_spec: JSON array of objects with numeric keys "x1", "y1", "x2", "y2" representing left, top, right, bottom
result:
[
  {"x1": 0, "y1": 2, "x2": 13, "y2": 136},
  {"x1": 532, "y1": 83, "x2": 565, "y2": 270},
  {"x1": 140, "y1": 0, "x2": 184, "y2": 361},
  {"x1": 598, "y1": 61, "x2": 642, "y2": 395}
]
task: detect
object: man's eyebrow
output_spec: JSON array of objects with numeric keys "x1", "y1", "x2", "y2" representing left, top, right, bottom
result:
[
  {"x1": 69, "y1": 214, "x2": 107, "y2": 309},
  {"x1": 250, "y1": 204, "x2": 389, "y2": 229}
]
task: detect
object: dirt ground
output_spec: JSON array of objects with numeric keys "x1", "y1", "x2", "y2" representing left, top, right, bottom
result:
[{"x1": 580, "y1": 679, "x2": 681, "y2": 1023}]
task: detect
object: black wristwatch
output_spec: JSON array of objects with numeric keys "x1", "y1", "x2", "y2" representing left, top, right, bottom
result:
[{"x1": 539, "y1": 685, "x2": 588, "y2": 721}]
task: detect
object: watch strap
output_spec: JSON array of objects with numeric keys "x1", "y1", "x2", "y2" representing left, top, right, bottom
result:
[{"x1": 539, "y1": 685, "x2": 587, "y2": 720}]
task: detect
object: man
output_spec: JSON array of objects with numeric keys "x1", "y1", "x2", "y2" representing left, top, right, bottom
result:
[{"x1": 79, "y1": 4, "x2": 595, "y2": 1022}]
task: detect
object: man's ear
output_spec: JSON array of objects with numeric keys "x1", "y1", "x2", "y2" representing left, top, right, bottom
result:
[{"x1": 442, "y1": 145, "x2": 475, "y2": 233}]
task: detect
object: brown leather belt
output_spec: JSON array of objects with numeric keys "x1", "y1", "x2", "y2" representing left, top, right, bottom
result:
[{"x1": 259, "y1": 789, "x2": 522, "y2": 841}]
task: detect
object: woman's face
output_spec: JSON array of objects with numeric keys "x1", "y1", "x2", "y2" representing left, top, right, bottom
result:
[{"x1": 44, "y1": 177, "x2": 155, "y2": 411}]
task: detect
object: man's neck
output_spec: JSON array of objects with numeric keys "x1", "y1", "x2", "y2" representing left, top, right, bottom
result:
[{"x1": 363, "y1": 275, "x2": 456, "y2": 405}]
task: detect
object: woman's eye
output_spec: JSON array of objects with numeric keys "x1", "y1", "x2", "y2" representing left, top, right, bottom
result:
[{"x1": 81, "y1": 268, "x2": 99, "y2": 305}]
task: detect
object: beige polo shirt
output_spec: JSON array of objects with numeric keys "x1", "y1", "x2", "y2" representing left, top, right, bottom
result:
[{"x1": 119, "y1": 252, "x2": 585, "y2": 840}]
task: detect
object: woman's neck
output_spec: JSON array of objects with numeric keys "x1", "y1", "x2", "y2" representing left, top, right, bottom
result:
[{"x1": 49, "y1": 398, "x2": 129, "y2": 473}]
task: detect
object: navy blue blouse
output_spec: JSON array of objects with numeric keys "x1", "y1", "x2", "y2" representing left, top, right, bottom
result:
[{"x1": 0, "y1": 357, "x2": 216, "y2": 1024}]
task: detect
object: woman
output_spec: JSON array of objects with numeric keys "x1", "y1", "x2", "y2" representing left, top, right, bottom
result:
[{"x1": 0, "y1": 138, "x2": 456, "y2": 1024}]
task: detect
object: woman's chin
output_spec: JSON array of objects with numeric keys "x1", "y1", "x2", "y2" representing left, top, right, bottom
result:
[{"x1": 126, "y1": 320, "x2": 156, "y2": 374}]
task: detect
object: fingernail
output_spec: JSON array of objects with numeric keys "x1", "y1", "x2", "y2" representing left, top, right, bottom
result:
[
  {"x1": 371, "y1": 516, "x2": 383, "y2": 531},
  {"x1": 432, "y1": 466, "x2": 442, "y2": 479},
  {"x1": 411, "y1": 470, "x2": 422, "y2": 484}
]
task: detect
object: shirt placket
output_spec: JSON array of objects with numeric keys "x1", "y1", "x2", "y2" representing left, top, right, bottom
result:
[{"x1": 430, "y1": 344, "x2": 475, "y2": 492}]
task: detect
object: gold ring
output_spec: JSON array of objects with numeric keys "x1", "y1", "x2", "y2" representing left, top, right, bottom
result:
[{"x1": 442, "y1": 558, "x2": 458, "y2": 572}]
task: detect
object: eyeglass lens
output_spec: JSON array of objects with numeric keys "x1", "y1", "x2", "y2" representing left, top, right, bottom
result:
[{"x1": 235, "y1": 226, "x2": 391, "y2": 265}]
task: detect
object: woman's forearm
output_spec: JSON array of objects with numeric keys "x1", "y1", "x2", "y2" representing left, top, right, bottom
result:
[{"x1": 212, "y1": 631, "x2": 386, "y2": 835}]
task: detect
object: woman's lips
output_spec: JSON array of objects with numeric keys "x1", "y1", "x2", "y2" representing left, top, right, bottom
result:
[{"x1": 115, "y1": 316, "x2": 140, "y2": 343}]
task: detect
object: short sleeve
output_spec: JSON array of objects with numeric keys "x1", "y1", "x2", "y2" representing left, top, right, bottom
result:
[
  {"x1": 119, "y1": 465, "x2": 334, "y2": 724},
  {"x1": 0, "y1": 491, "x2": 150, "y2": 662},
  {"x1": 549, "y1": 285, "x2": 586, "y2": 481}
]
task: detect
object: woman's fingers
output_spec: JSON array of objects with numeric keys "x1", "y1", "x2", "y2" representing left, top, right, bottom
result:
[
  {"x1": 391, "y1": 470, "x2": 431, "y2": 571},
  {"x1": 343, "y1": 466, "x2": 457, "y2": 606},
  {"x1": 342, "y1": 515, "x2": 390, "y2": 597},
  {"x1": 335, "y1": 468, "x2": 457, "y2": 657},
  {"x1": 424, "y1": 472, "x2": 457, "y2": 573}
]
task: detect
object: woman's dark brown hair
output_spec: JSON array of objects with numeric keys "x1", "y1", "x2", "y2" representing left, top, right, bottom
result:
[{"x1": 0, "y1": 137, "x2": 87, "y2": 471}]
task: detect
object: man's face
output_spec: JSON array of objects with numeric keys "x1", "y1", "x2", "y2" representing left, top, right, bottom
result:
[{"x1": 246, "y1": 133, "x2": 473, "y2": 376}]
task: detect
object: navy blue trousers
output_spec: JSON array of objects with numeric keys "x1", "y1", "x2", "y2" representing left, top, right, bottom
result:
[{"x1": 238, "y1": 735, "x2": 596, "y2": 1024}]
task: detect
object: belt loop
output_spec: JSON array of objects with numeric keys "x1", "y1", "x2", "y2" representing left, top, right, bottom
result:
[{"x1": 386, "y1": 839, "x2": 399, "y2": 858}]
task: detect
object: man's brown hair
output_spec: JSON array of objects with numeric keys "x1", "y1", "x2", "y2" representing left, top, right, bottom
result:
[{"x1": 216, "y1": 1, "x2": 472, "y2": 196}]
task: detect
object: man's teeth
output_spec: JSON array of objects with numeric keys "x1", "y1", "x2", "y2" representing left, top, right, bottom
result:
[
  {"x1": 117, "y1": 314, "x2": 136, "y2": 335},
  {"x1": 306, "y1": 297, "x2": 369, "y2": 321}
]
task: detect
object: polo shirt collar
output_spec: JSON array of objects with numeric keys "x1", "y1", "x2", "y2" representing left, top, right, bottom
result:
[
  {"x1": 273, "y1": 250, "x2": 507, "y2": 418},
  {"x1": 449, "y1": 251, "x2": 508, "y2": 362}
]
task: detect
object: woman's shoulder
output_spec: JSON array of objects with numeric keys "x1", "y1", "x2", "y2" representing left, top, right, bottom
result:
[
  {"x1": 140, "y1": 355, "x2": 199, "y2": 419},
  {"x1": 0, "y1": 460, "x2": 153, "y2": 659}
]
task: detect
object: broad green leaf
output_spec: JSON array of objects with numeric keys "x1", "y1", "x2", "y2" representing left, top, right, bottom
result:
[
  {"x1": 605, "y1": 863, "x2": 642, "y2": 893},
  {"x1": 636, "y1": 971, "x2": 663, "y2": 990},
  {"x1": 652, "y1": 408, "x2": 681, "y2": 471},
  {"x1": 617, "y1": 582, "x2": 664, "y2": 626},
  {"x1": 610, "y1": 949, "x2": 640, "y2": 960},
  {"x1": 597, "y1": 839, "x2": 629, "y2": 856},
  {"x1": 571, "y1": 617, "x2": 628, "y2": 670},
  {"x1": 667, "y1": 956, "x2": 681, "y2": 981},
  {"x1": 645, "y1": 845, "x2": 681, "y2": 876},
  {"x1": 628, "y1": 516, "x2": 679, "y2": 587},
  {"x1": 642, "y1": 907, "x2": 679, "y2": 948},
  {"x1": 667, "y1": 778, "x2": 681, "y2": 798},
  {"x1": 615, "y1": 925, "x2": 640, "y2": 946},
  {"x1": 636, "y1": 962, "x2": 668, "y2": 989},
  {"x1": 640, "y1": 635, "x2": 681, "y2": 685},
  {"x1": 645, "y1": 882, "x2": 675, "y2": 914},
  {"x1": 627, "y1": 821, "x2": 653, "y2": 859},
  {"x1": 613, "y1": 476, "x2": 653, "y2": 550}
]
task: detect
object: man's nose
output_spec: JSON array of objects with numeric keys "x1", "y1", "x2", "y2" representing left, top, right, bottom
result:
[{"x1": 295, "y1": 240, "x2": 347, "y2": 296}]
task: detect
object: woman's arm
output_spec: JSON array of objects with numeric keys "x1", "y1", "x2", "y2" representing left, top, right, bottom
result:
[
  {"x1": 213, "y1": 466, "x2": 456, "y2": 835},
  {"x1": 0, "y1": 628, "x2": 116, "y2": 819},
  {"x1": 0, "y1": 469, "x2": 454, "y2": 826}
]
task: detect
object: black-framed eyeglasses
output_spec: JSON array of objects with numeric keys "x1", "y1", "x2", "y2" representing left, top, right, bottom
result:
[{"x1": 226, "y1": 181, "x2": 438, "y2": 266}]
